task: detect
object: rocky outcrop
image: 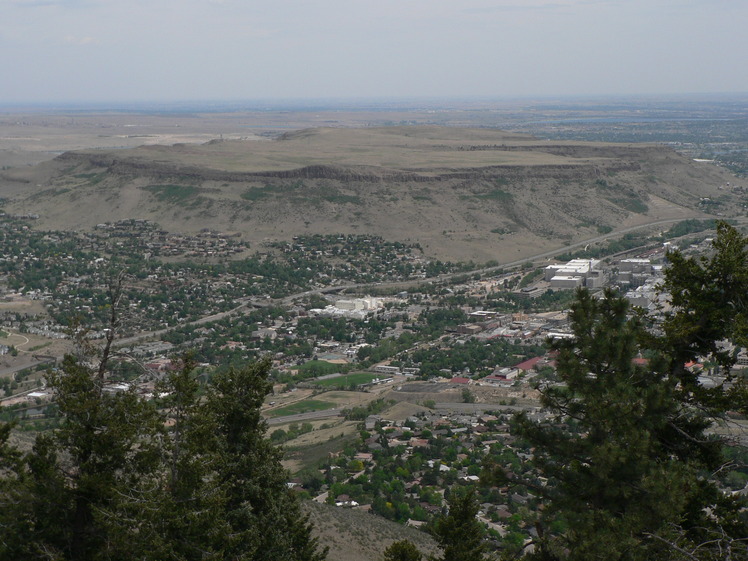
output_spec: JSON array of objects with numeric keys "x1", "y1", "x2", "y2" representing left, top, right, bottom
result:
[{"x1": 55, "y1": 152, "x2": 428, "y2": 183}]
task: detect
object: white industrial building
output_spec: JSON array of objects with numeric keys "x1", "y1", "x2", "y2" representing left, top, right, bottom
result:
[
  {"x1": 310, "y1": 296, "x2": 384, "y2": 319},
  {"x1": 544, "y1": 259, "x2": 604, "y2": 289},
  {"x1": 335, "y1": 297, "x2": 382, "y2": 311}
]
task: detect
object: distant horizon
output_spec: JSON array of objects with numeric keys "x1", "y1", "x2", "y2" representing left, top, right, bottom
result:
[{"x1": 2, "y1": 91, "x2": 748, "y2": 114}]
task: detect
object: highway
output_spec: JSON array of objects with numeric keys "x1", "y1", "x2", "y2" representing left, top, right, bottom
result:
[
  {"x1": 0, "y1": 215, "x2": 719, "y2": 380},
  {"x1": 119, "y1": 215, "x2": 714, "y2": 349}
]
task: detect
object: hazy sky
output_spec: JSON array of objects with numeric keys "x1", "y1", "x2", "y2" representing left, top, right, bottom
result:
[{"x1": 2, "y1": 0, "x2": 747, "y2": 104}]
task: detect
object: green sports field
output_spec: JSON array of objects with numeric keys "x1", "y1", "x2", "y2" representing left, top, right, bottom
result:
[{"x1": 268, "y1": 399, "x2": 336, "y2": 418}]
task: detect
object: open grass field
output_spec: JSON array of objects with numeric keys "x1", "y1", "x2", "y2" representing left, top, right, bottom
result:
[
  {"x1": 114, "y1": 126, "x2": 561, "y2": 173},
  {"x1": 291, "y1": 360, "x2": 343, "y2": 375},
  {"x1": 268, "y1": 399, "x2": 336, "y2": 418},
  {"x1": 281, "y1": 420, "x2": 362, "y2": 474},
  {"x1": 316, "y1": 390, "x2": 383, "y2": 407},
  {"x1": 0, "y1": 328, "x2": 71, "y2": 379}
]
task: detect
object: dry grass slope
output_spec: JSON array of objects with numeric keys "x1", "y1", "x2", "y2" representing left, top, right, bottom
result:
[
  {"x1": 2, "y1": 126, "x2": 740, "y2": 262},
  {"x1": 303, "y1": 501, "x2": 439, "y2": 561}
]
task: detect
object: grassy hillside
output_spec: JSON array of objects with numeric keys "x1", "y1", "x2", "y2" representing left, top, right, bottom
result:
[
  {"x1": 2, "y1": 126, "x2": 742, "y2": 262},
  {"x1": 303, "y1": 501, "x2": 439, "y2": 561}
]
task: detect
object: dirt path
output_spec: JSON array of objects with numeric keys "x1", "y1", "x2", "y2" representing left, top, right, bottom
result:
[{"x1": 6, "y1": 332, "x2": 30, "y2": 352}]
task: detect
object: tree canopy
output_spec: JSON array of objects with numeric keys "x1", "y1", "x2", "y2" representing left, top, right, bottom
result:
[
  {"x1": 383, "y1": 540, "x2": 423, "y2": 561},
  {"x1": 0, "y1": 350, "x2": 326, "y2": 561},
  {"x1": 430, "y1": 488, "x2": 487, "y2": 561},
  {"x1": 510, "y1": 222, "x2": 748, "y2": 560}
]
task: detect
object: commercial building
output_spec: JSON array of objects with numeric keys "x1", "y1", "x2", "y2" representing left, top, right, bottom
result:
[{"x1": 544, "y1": 259, "x2": 604, "y2": 289}]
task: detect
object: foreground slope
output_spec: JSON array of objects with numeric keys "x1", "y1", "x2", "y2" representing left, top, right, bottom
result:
[
  {"x1": 304, "y1": 501, "x2": 438, "y2": 561},
  {"x1": 2, "y1": 126, "x2": 741, "y2": 261}
]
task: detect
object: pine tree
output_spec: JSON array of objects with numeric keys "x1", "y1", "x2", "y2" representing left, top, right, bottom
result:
[
  {"x1": 132, "y1": 354, "x2": 231, "y2": 560},
  {"x1": 510, "y1": 222, "x2": 748, "y2": 561},
  {"x1": 0, "y1": 275, "x2": 327, "y2": 560},
  {"x1": 205, "y1": 357, "x2": 327, "y2": 561},
  {"x1": 512, "y1": 290, "x2": 711, "y2": 560},
  {"x1": 383, "y1": 539, "x2": 423, "y2": 561},
  {"x1": 430, "y1": 488, "x2": 487, "y2": 561},
  {"x1": 0, "y1": 420, "x2": 29, "y2": 560},
  {"x1": 5, "y1": 354, "x2": 162, "y2": 560}
]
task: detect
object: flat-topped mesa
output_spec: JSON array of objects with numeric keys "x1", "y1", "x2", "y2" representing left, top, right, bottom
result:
[
  {"x1": 7, "y1": 126, "x2": 740, "y2": 262},
  {"x1": 54, "y1": 151, "x2": 638, "y2": 184}
]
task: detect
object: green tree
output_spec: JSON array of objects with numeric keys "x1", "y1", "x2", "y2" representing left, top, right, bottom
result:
[
  {"x1": 430, "y1": 488, "x2": 487, "y2": 561},
  {"x1": 138, "y1": 354, "x2": 230, "y2": 560},
  {"x1": 0, "y1": 292, "x2": 327, "y2": 561},
  {"x1": 384, "y1": 539, "x2": 423, "y2": 561},
  {"x1": 205, "y1": 357, "x2": 327, "y2": 561},
  {"x1": 660, "y1": 221, "x2": 748, "y2": 379},
  {"x1": 0, "y1": 420, "x2": 27, "y2": 560},
  {"x1": 5, "y1": 353, "x2": 162, "y2": 560},
  {"x1": 512, "y1": 274, "x2": 748, "y2": 559}
]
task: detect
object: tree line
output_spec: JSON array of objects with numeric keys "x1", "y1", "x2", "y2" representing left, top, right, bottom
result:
[{"x1": 0, "y1": 319, "x2": 326, "y2": 561}]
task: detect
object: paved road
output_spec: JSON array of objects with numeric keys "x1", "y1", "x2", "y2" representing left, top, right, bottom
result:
[
  {"x1": 441, "y1": 216, "x2": 711, "y2": 281},
  {"x1": 0, "y1": 359, "x2": 47, "y2": 378},
  {"x1": 289, "y1": 216, "x2": 710, "y2": 295},
  {"x1": 263, "y1": 401, "x2": 540, "y2": 427}
]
